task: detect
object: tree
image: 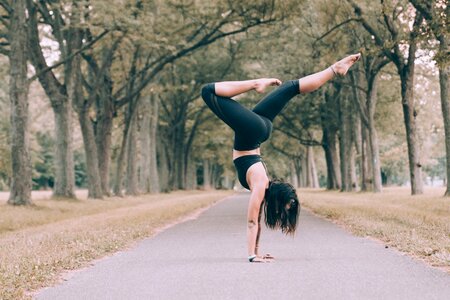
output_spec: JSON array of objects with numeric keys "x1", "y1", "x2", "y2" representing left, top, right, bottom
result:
[
  {"x1": 348, "y1": 0, "x2": 426, "y2": 194},
  {"x1": 7, "y1": 0, "x2": 32, "y2": 205},
  {"x1": 409, "y1": 0, "x2": 450, "y2": 196}
]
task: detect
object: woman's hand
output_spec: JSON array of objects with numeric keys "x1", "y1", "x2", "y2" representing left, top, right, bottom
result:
[
  {"x1": 250, "y1": 256, "x2": 274, "y2": 263},
  {"x1": 255, "y1": 78, "x2": 282, "y2": 93},
  {"x1": 258, "y1": 253, "x2": 275, "y2": 260}
]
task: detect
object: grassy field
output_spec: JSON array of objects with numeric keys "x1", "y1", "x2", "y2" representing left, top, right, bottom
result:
[
  {"x1": 0, "y1": 190, "x2": 232, "y2": 300},
  {"x1": 299, "y1": 187, "x2": 450, "y2": 273}
]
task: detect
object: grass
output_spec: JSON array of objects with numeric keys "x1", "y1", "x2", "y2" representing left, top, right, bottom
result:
[
  {"x1": 299, "y1": 186, "x2": 450, "y2": 273},
  {"x1": 0, "y1": 190, "x2": 233, "y2": 300}
]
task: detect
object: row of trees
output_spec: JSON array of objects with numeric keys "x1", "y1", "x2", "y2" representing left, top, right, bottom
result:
[{"x1": 0, "y1": 0, "x2": 448, "y2": 205}]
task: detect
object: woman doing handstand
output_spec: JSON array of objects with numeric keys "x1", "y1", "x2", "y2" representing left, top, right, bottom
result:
[{"x1": 201, "y1": 53, "x2": 361, "y2": 263}]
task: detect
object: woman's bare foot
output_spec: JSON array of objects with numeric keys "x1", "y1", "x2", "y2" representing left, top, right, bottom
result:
[
  {"x1": 331, "y1": 53, "x2": 361, "y2": 76},
  {"x1": 255, "y1": 78, "x2": 282, "y2": 93}
]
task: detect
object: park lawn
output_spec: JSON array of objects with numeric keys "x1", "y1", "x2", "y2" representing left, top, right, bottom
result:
[
  {"x1": 299, "y1": 187, "x2": 450, "y2": 273},
  {"x1": 0, "y1": 190, "x2": 233, "y2": 300}
]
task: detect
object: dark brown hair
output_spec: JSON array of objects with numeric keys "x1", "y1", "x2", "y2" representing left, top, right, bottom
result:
[{"x1": 263, "y1": 179, "x2": 300, "y2": 235}]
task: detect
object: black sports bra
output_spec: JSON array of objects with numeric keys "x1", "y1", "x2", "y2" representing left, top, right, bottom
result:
[{"x1": 233, "y1": 155, "x2": 268, "y2": 189}]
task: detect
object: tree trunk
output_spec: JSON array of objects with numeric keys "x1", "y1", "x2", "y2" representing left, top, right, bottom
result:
[
  {"x1": 139, "y1": 99, "x2": 151, "y2": 193},
  {"x1": 8, "y1": 0, "x2": 32, "y2": 205},
  {"x1": 157, "y1": 137, "x2": 169, "y2": 193},
  {"x1": 339, "y1": 95, "x2": 353, "y2": 192},
  {"x1": 400, "y1": 73, "x2": 423, "y2": 195},
  {"x1": 148, "y1": 96, "x2": 160, "y2": 193},
  {"x1": 290, "y1": 161, "x2": 299, "y2": 189},
  {"x1": 52, "y1": 101, "x2": 75, "y2": 198},
  {"x1": 203, "y1": 159, "x2": 212, "y2": 190},
  {"x1": 306, "y1": 146, "x2": 319, "y2": 188},
  {"x1": 113, "y1": 104, "x2": 134, "y2": 196},
  {"x1": 185, "y1": 159, "x2": 197, "y2": 190},
  {"x1": 126, "y1": 116, "x2": 139, "y2": 195},
  {"x1": 360, "y1": 123, "x2": 370, "y2": 191},
  {"x1": 438, "y1": 36, "x2": 450, "y2": 196},
  {"x1": 78, "y1": 110, "x2": 103, "y2": 198},
  {"x1": 367, "y1": 76, "x2": 382, "y2": 193},
  {"x1": 95, "y1": 94, "x2": 114, "y2": 196}
]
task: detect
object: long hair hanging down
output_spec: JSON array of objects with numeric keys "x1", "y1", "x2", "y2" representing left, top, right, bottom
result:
[{"x1": 263, "y1": 179, "x2": 300, "y2": 235}]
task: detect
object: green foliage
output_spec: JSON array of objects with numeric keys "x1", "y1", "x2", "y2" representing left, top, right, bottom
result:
[{"x1": 32, "y1": 132, "x2": 55, "y2": 190}]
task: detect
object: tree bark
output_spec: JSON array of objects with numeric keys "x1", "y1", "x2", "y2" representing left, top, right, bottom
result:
[
  {"x1": 52, "y1": 101, "x2": 75, "y2": 198},
  {"x1": 400, "y1": 62, "x2": 423, "y2": 194},
  {"x1": 203, "y1": 159, "x2": 212, "y2": 190},
  {"x1": 139, "y1": 99, "x2": 151, "y2": 193},
  {"x1": 126, "y1": 116, "x2": 139, "y2": 195},
  {"x1": 367, "y1": 76, "x2": 383, "y2": 193},
  {"x1": 78, "y1": 109, "x2": 103, "y2": 198},
  {"x1": 339, "y1": 94, "x2": 354, "y2": 192},
  {"x1": 8, "y1": 0, "x2": 32, "y2": 205},
  {"x1": 157, "y1": 136, "x2": 169, "y2": 193},
  {"x1": 95, "y1": 91, "x2": 114, "y2": 196},
  {"x1": 306, "y1": 146, "x2": 319, "y2": 188},
  {"x1": 148, "y1": 96, "x2": 160, "y2": 193},
  {"x1": 437, "y1": 36, "x2": 450, "y2": 196},
  {"x1": 113, "y1": 103, "x2": 134, "y2": 196}
]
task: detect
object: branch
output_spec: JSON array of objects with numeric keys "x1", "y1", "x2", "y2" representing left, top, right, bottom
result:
[
  {"x1": 380, "y1": 0, "x2": 398, "y2": 40},
  {"x1": 0, "y1": 1, "x2": 11, "y2": 14},
  {"x1": 28, "y1": 29, "x2": 110, "y2": 82},
  {"x1": 114, "y1": 17, "x2": 277, "y2": 105},
  {"x1": 313, "y1": 18, "x2": 361, "y2": 47},
  {"x1": 346, "y1": 0, "x2": 402, "y2": 70},
  {"x1": 270, "y1": 143, "x2": 303, "y2": 159}
]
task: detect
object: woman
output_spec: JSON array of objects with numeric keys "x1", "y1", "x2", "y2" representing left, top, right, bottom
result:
[{"x1": 201, "y1": 53, "x2": 361, "y2": 263}]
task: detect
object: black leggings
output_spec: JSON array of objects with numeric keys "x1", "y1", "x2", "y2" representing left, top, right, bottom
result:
[{"x1": 201, "y1": 80, "x2": 300, "y2": 151}]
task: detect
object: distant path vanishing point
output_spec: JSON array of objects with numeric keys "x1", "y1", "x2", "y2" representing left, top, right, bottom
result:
[{"x1": 36, "y1": 193, "x2": 450, "y2": 300}]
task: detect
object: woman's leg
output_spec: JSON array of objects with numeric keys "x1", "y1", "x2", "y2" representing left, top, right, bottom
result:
[
  {"x1": 252, "y1": 53, "x2": 361, "y2": 120},
  {"x1": 214, "y1": 78, "x2": 282, "y2": 98},
  {"x1": 201, "y1": 83, "x2": 265, "y2": 133},
  {"x1": 299, "y1": 53, "x2": 361, "y2": 93}
]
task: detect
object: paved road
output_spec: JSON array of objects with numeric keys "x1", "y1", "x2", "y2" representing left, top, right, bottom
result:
[{"x1": 36, "y1": 193, "x2": 450, "y2": 300}]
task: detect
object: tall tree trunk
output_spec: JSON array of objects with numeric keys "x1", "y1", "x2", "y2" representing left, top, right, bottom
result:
[
  {"x1": 322, "y1": 129, "x2": 340, "y2": 190},
  {"x1": 113, "y1": 104, "x2": 134, "y2": 196},
  {"x1": 400, "y1": 73, "x2": 423, "y2": 194},
  {"x1": 306, "y1": 146, "x2": 319, "y2": 188},
  {"x1": 95, "y1": 93, "x2": 114, "y2": 196},
  {"x1": 52, "y1": 101, "x2": 75, "y2": 198},
  {"x1": 438, "y1": 36, "x2": 450, "y2": 196},
  {"x1": 8, "y1": 0, "x2": 32, "y2": 205},
  {"x1": 360, "y1": 123, "x2": 369, "y2": 191},
  {"x1": 149, "y1": 96, "x2": 160, "y2": 193},
  {"x1": 203, "y1": 159, "x2": 212, "y2": 190},
  {"x1": 78, "y1": 110, "x2": 103, "y2": 198},
  {"x1": 157, "y1": 137, "x2": 169, "y2": 193},
  {"x1": 185, "y1": 159, "x2": 197, "y2": 190},
  {"x1": 339, "y1": 94, "x2": 353, "y2": 192},
  {"x1": 367, "y1": 76, "x2": 382, "y2": 193},
  {"x1": 126, "y1": 117, "x2": 139, "y2": 195},
  {"x1": 139, "y1": 99, "x2": 151, "y2": 193},
  {"x1": 290, "y1": 161, "x2": 299, "y2": 189}
]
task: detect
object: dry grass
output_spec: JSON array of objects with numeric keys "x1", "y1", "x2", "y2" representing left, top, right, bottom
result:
[
  {"x1": 0, "y1": 190, "x2": 232, "y2": 300},
  {"x1": 299, "y1": 187, "x2": 450, "y2": 272}
]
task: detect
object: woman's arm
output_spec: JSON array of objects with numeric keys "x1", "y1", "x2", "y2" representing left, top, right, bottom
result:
[{"x1": 247, "y1": 186, "x2": 264, "y2": 256}]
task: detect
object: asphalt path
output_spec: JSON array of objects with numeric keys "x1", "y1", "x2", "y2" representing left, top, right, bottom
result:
[{"x1": 36, "y1": 192, "x2": 450, "y2": 300}]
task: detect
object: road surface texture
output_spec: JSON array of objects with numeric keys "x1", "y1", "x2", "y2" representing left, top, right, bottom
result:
[{"x1": 36, "y1": 192, "x2": 450, "y2": 300}]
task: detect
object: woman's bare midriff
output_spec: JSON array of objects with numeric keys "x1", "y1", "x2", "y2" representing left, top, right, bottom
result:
[{"x1": 233, "y1": 148, "x2": 261, "y2": 160}]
